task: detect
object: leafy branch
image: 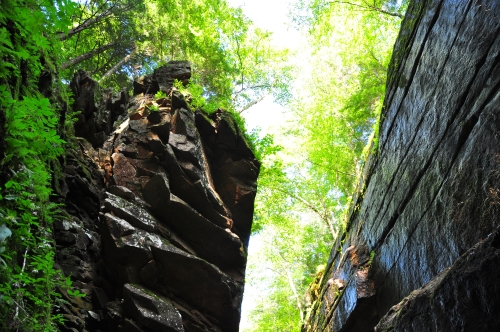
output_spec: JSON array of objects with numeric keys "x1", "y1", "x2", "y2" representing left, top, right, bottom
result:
[{"x1": 328, "y1": 0, "x2": 404, "y2": 18}]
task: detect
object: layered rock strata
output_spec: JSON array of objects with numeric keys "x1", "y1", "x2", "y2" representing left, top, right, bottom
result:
[
  {"x1": 54, "y1": 61, "x2": 259, "y2": 332},
  {"x1": 303, "y1": 1, "x2": 500, "y2": 331}
]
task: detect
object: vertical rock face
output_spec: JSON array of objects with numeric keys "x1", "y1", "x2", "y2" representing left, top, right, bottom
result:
[
  {"x1": 55, "y1": 61, "x2": 260, "y2": 332},
  {"x1": 304, "y1": 1, "x2": 500, "y2": 331}
]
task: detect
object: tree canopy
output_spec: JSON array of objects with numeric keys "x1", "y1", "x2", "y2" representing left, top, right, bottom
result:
[
  {"x1": 56, "y1": 0, "x2": 293, "y2": 112},
  {"x1": 241, "y1": 0, "x2": 407, "y2": 330}
]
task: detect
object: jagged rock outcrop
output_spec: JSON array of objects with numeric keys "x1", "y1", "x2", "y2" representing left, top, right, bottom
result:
[
  {"x1": 54, "y1": 61, "x2": 259, "y2": 332},
  {"x1": 303, "y1": 1, "x2": 500, "y2": 331},
  {"x1": 133, "y1": 61, "x2": 191, "y2": 96},
  {"x1": 70, "y1": 69, "x2": 129, "y2": 147}
]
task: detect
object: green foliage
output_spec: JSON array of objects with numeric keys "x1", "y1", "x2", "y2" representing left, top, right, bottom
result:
[
  {"x1": 147, "y1": 104, "x2": 160, "y2": 112},
  {"x1": 173, "y1": 78, "x2": 220, "y2": 112},
  {"x1": 247, "y1": 129, "x2": 282, "y2": 164},
  {"x1": 154, "y1": 90, "x2": 167, "y2": 99},
  {"x1": 0, "y1": 0, "x2": 84, "y2": 330},
  {"x1": 367, "y1": 250, "x2": 376, "y2": 267},
  {"x1": 244, "y1": 1, "x2": 406, "y2": 330},
  {"x1": 243, "y1": 220, "x2": 332, "y2": 331},
  {"x1": 0, "y1": 89, "x2": 67, "y2": 330},
  {"x1": 56, "y1": 0, "x2": 292, "y2": 113},
  {"x1": 289, "y1": 0, "x2": 403, "y2": 228}
]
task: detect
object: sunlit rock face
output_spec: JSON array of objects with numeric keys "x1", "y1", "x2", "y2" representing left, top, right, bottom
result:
[
  {"x1": 54, "y1": 61, "x2": 259, "y2": 332},
  {"x1": 303, "y1": 1, "x2": 500, "y2": 331}
]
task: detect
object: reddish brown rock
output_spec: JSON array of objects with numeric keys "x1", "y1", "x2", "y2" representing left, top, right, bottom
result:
[{"x1": 63, "y1": 61, "x2": 258, "y2": 332}]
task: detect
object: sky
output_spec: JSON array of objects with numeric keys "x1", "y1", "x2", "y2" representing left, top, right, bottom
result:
[
  {"x1": 225, "y1": 0, "x2": 302, "y2": 329},
  {"x1": 227, "y1": 0, "x2": 302, "y2": 134}
]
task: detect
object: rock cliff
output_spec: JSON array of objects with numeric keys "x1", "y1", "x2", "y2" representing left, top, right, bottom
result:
[
  {"x1": 303, "y1": 1, "x2": 500, "y2": 331},
  {"x1": 54, "y1": 61, "x2": 259, "y2": 332}
]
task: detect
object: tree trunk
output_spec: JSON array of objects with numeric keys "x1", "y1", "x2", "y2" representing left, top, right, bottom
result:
[
  {"x1": 329, "y1": 1, "x2": 404, "y2": 18},
  {"x1": 61, "y1": 42, "x2": 117, "y2": 70},
  {"x1": 58, "y1": 9, "x2": 113, "y2": 41},
  {"x1": 98, "y1": 48, "x2": 137, "y2": 83},
  {"x1": 237, "y1": 94, "x2": 267, "y2": 113},
  {"x1": 275, "y1": 187, "x2": 337, "y2": 238},
  {"x1": 276, "y1": 249, "x2": 305, "y2": 324}
]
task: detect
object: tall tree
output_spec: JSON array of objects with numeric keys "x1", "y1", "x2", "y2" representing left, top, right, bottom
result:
[
  {"x1": 242, "y1": 0, "x2": 407, "y2": 330},
  {"x1": 56, "y1": 0, "x2": 293, "y2": 112}
]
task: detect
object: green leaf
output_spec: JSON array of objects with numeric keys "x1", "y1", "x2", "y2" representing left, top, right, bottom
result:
[{"x1": 0, "y1": 27, "x2": 13, "y2": 49}]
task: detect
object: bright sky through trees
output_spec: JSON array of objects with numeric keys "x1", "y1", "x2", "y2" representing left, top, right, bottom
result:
[
  {"x1": 227, "y1": 0, "x2": 407, "y2": 330},
  {"x1": 227, "y1": 0, "x2": 302, "y2": 134},
  {"x1": 225, "y1": 1, "x2": 303, "y2": 329},
  {"x1": 0, "y1": 0, "x2": 405, "y2": 329}
]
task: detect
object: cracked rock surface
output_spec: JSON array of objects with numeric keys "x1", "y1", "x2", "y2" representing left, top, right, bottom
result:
[
  {"x1": 54, "y1": 61, "x2": 259, "y2": 332},
  {"x1": 303, "y1": 1, "x2": 500, "y2": 331}
]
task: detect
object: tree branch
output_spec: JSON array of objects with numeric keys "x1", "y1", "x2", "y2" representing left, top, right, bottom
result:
[
  {"x1": 233, "y1": 83, "x2": 273, "y2": 98},
  {"x1": 98, "y1": 47, "x2": 137, "y2": 83},
  {"x1": 274, "y1": 186, "x2": 336, "y2": 237},
  {"x1": 236, "y1": 93, "x2": 268, "y2": 114},
  {"x1": 275, "y1": 247, "x2": 305, "y2": 323},
  {"x1": 307, "y1": 159, "x2": 357, "y2": 178},
  {"x1": 58, "y1": 1, "x2": 139, "y2": 41},
  {"x1": 328, "y1": 0, "x2": 404, "y2": 18},
  {"x1": 235, "y1": 38, "x2": 244, "y2": 92},
  {"x1": 58, "y1": 8, "x2": 114, "y2": 41},
  {"x1": 61, "y1": 42, "x2": 118, "y2": 70}
]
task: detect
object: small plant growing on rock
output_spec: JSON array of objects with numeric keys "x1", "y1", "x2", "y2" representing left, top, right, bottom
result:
[
  {"x1": 154, "y1": 90, "x2": 167, "y2": 99},
  {"x1": 147, "y1": 104, "x2": 160, "y2": 112}
]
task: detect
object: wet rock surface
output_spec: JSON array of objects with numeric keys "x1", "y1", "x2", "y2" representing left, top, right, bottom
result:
[
  {"x1": 54, "y1": 61, "x2": 259, "y2": 331},
  {"x1": 375, "y1": 227, "x2": 500, "y2": 331},
  {"x1": 304, "y1": 1, "x2": 500, "y2": 331}
]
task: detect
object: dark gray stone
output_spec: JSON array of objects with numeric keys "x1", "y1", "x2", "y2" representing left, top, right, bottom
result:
[
  {"x1": 133, "y1": 61, "x2": 191, "y2": 96},
  {"x1": 304, "y1": 1, "x2": 500, "y2": 331},
  {"x1": 109, "y1": 185, "x2": 137, "y2": 201},
  {"x1": 142, "y1": 173, "x2": 171, "y2": 216},
  {"x1": 123, "y1": 284, "x2": 184, "y2": 332},
  {"x1": 166, "y1": 194, "x2": 245, "y2": 271},
  {"x1": 150, "y1": 241, "x2": 242, "y2": 332},
  {"x1": 104, "y1": 192, "x2": 157, "y2": 233},
  {"x1": 375, "y1": 228, "x2": 500, "y2": 331}
]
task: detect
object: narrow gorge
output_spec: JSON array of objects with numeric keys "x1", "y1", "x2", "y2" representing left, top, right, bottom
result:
[{"x1": 1, "y1": 0, "x2": 500, "y2": 331}]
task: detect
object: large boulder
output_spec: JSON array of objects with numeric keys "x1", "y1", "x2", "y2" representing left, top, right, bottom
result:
[
  {"x1": 61, "y1": 62, "x2": 258, "y2": 331},
  {"x1": 99, "y1": 98, "x2": 255, "y2": 329},
  {"x1": 133, "y1": 61, "x2": 191, "y2": 96}
]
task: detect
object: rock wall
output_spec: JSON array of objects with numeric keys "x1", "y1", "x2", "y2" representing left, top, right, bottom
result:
[
  {"x1": 303, "y1": 1, "x2": 500, "y2": 331},
  {"x1": 54, "y1": 61, "x2": 259, "y2": 332}
]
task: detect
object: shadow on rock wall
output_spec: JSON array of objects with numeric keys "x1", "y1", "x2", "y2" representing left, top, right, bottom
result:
[{"x1": 303, "y1": 0, "x2": 500, "y2": 331}]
